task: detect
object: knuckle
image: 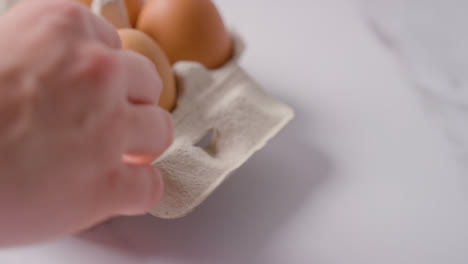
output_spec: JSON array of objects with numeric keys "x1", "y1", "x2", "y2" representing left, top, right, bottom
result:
[
  {"x1": 80, "y1": 47, "x2": 120, "y2": 85},
  {"x1": 106, "y1": 105, "x2": 126, "y2": 130},
  {"x1": 58, "y1": 2, "x2": 84, "y2": 21},
  {"x1": 47, "y1": 3, "x2": 85, "y2": 33},
  {"x1": 0, "y1": 77, "x2": 38, "y2": 141}
]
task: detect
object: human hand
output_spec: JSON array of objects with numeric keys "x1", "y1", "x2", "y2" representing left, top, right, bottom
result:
[{"x1": 0, "y1": 0, "x2": 173, "y2": 247}]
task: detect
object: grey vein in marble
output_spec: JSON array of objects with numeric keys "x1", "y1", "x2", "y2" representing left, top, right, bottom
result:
[{"x1": 361, "y1": 0, "x2": 468, "y2": 168}]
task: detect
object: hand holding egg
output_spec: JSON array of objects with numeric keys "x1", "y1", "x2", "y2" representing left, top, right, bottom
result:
[
  {"x1": 0, "y1": 0, "x2": 172, "y2": 246},
  {"x1": 0, "y1": 0, "x2": 293, "y2": 225}
]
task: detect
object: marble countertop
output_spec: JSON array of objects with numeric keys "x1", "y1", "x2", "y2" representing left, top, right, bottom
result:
[{"x1": 1, "y1": 0, "x2": 467, "y2": 263}]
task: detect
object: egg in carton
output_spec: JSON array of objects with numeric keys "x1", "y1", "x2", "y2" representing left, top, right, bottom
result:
[{"x1": 0, "y1": 0, "x2": 295, "y2": 219}]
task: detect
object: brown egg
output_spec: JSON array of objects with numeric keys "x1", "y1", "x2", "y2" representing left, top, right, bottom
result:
[
  {"x1": 124, "y1": 0, "x2": 143, "y2": 27},
  {"x1": 76, "y1": 0, "x2": 142, "y2": 27},
  {"x1": 76, "y1": 0, "x2": 93, "y2": 6},
  {"x1": 137, "y1": 0, "x2": 233, "y2": 69},
  {"x1": 118, "y1": 29, "x2": 177, "y2": 112}
]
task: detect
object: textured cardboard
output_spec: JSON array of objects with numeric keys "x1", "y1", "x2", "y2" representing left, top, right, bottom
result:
[{"x1": 151, "y1": 32, "x2": 294, "y2": 218}]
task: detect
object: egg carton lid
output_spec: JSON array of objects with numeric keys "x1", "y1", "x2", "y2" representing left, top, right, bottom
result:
[{"x1": 151, "y1": 31, "x2": 294, "y2": 218}]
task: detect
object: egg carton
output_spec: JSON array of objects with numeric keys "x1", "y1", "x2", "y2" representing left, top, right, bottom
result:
[
  {"x1": 0, "y1": 0, "x2": 295, "y2": 219},
  {"x1": 151, "y1": 32, "x2": 294, "y2": 218},
  {"x1": 93, "y1": 0, "x2": 294, "y2": 218}
]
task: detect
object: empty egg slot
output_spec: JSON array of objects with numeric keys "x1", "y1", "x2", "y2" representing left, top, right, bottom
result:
[{"x1": 194, "y1": 128, "x2": 218, "y2": 156}]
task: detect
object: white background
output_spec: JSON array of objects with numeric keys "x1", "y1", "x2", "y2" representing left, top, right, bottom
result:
[{"x1": 1, "y1": 0, "x2": 468, "y2": 263}]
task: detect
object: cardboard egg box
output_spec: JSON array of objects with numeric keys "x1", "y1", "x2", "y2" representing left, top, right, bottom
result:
[
  {"x1": 152, "y1": 31, "x2": 294, "y2": 218},
  {"x1": 0, "y1": 0, "x2": 295, "y2": 219}
]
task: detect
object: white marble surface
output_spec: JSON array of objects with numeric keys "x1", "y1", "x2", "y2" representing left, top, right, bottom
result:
[
  {"x1": 362, "y1": 0, "x2": 468, "y2": 171},
  {"x1": 1, "y1": 0, "x2": 468, "y2": 263}
]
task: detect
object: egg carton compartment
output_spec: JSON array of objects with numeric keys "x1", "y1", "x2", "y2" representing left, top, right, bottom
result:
[{"x1": 152, "y1": 32, "x2": 294, "y2": 218}]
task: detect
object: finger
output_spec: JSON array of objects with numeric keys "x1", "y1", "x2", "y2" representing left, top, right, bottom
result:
[
  {"x1": 125, "y1": 105, "x2": 173, "y2": 158},
  {"x1": 57, "y1": 43, "x2": 124, "y2": 117},
  {"x1": 82, "y1": 4, "x2": 122, "y2": 49},
  {"x1": 100, "y1": 164, "x2": 164, "y2": 216},
  {"x1": 118, "y1": 50, "x2": 163, "y2": 105},
  {"x1": 12, "y1": 0, "x2": 122, "y2": 49}
]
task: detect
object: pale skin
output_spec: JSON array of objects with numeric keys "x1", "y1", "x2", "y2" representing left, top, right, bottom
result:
[{"x1": 0, "y1": 0, "x2": 173, "y2": 247}]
